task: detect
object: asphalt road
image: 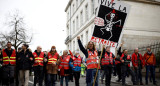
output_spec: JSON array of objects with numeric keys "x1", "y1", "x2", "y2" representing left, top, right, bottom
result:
[{"x1": 28, "y1": 75, "x2": 160, "y2": 86}]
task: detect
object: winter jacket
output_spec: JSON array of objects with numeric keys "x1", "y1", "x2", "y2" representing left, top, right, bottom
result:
[
  {"x1": 69, "y1": 55, "x2": 82, "y2": 72},
  {"x1": 17, "y1": 49, "x2": 34, "y2": 70},
  {"x1": 46, "y1": 52, "x2": 60, "y2": 74},
  {"x1": 132, "y1": 53, "x2": 144, "y2": 67},
  {"x1": 143, "y1": 52, "x2": 156, "y2": 65}
]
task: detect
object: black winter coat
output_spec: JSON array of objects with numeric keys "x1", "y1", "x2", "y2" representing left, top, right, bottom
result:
[{"x1": 17, "y1": 49, "x2": 34, "y2": 70}]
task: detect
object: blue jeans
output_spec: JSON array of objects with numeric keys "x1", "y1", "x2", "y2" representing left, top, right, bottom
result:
[
  {"x1": 47, "y1": 74, "x2": 56, "y2": 86},
  {"x1": 60, "y1": 76, "x2": 69, "y2": 86},
  {"x1": 145, "y1": 65, "x2": 156, "y2": 84},
  {"x1": 86, "y1": 69, "x2": 100, "y2": 86},
  {"x1": 134, "y1": 66, "x2": 142, "y2": 83}
]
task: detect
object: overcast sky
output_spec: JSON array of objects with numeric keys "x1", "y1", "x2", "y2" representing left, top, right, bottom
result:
[{"x1": 0, "y1": 0, "x2": 69, "y2": 52}]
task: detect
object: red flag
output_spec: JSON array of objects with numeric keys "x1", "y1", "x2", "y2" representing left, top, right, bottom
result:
[
  {"x1": 111, "y1": 0, "x2": 114, "y2": 4},
  {"x1": 69, "y1": 50, "x2": 73, "y2": 56}
]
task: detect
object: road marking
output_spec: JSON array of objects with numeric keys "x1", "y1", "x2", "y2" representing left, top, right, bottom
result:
[
  {"x1": 29, "y1": 81, "x2": 33, "y2": 84},
  {"x1": 29, "y1": 76, "x2": 34, "y2": 84}
]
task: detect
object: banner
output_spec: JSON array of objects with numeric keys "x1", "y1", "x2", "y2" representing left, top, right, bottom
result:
[{"x1": 91, "y1": 0, "x2": 130, "y2": 47}]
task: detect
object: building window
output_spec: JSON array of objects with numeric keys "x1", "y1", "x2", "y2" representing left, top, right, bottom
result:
[
  {"x1": 68, "y1": 44, "x2": 69, "y2": 50},
  {"x1": 80, "y1": 0, "x2": 82, "y2": 3},
  {"x1": 67, "y1": 24, "x2": 69, "y2": 36},
  {"x1": 76, "y1": 0, "x2": 78, "y2": 8},
  {"x1": 73, "y1": 41, "x2": 75, "y2": 52},
  {"x1": 73, "y1": 4, "x2": 75, "y2": 14},
  {"x1": 86, "y1": 31, "x2": 88, "y2": 44},
  {"x1": 76, "y1": 16, "x2": 79, "y2": 30},
  {"x1": 95, "y1": 7, "x2": 98, "y2": 15},
  {"x1": 91, "y1": 0, "x2": 94, "y2": 14},
  {"x1": 80, "y1": 10, "x2": 83, "y2": 26},
  {"x1": 85, "y1": 4, "x2": 88, "y2": 22},
  {"x1": 67, "y1": 12, "x2": 69, "y2": 20},
  {"x1": 81, "y1": 35, "x2": 83, "y2": 44},
  {"x1": 73, "y1": 20, "x2": 75, "y2": 33}
]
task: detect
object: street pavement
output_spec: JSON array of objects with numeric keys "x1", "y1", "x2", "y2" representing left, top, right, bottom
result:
[{"x1": 28, "y1": 75, "x2": 160, "y2": 86}]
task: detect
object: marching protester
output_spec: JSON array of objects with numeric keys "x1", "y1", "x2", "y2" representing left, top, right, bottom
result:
[
  {"x1": 115, "y1": 55, "x2": 122, "y2": 82},
  {"x1": 81, "y1": 60, "x2": 86, "y2": 77},
  {"x1": 68, "y1": 53, "x2": 74, "y2": 82},
  {"x1": 17, "y1": 44, "x2": 34, "y2": 86},
  {"x1": 100, "y1": 68, "x2": 105, "y2": 84},
  {"x1": 132, "y1": 48, "x2": 145, "y2": 85},
  {"x1": 143, "y1": 47, "x2": 156, "y2": 85},
  {"x1": 16, "y1": 47, "x2": 22, "y2": 86},
  {"x1": 69, "y1": 50, "x2": 82, "y2": 86},
  {"x1": 0, "y1": 48, "x2": 2, "y2": 85},
  {"x1": 77, "y1": 36, "x2": 100, "y2": 86},
  {"x1": 118, "y1": 43, "x2": 137, "y2": 86},
  {"x1": 59, "y1": 50, "x2": 71, "y2": 86},
  {"x1": 43, "y1": 51, "x2": 48, "y2": 86},
  {"x1": 46, "y1": 46, "x2": 60, "y2": 86},
  {"x1": 0, "y1": 42, "x2": 16, "y2": 86},
  {"x1": 101, "y1": 46, "x2": 116, "y2": 86},
  {"x1": 33, "y1": 46, "x2": 46, "y2": 86}
]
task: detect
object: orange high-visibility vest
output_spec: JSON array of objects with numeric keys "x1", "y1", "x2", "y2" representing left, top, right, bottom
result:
[
  {"x1": 73, "y1": 55, "x2": 82, "y2": 67},
  {"x1": 86, "y1": 50, "x2": 100, "y2": 69},
  {"x1": 120, "y1": 54, "x2": 131, "y2": 67},
  {"x1": 101, "y1": 52, "x2": 113, "y2": 65},
  {"x1": 47, "y1": 52, "x2": 58, "y2": 64},
  {"x1": 59, "y1": 55, "x2": 70, "y2": 70},
  {"x1": 2, "y1": 49, "x2": 16, "y2": 65},
  {"x1": 33, "y1": 52, "x2": 44, "y2": 66}
]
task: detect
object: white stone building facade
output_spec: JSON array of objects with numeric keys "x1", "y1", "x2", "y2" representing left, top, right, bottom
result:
[{"x1": 65, "y1": 0, "x2": 160, "y2": 55}]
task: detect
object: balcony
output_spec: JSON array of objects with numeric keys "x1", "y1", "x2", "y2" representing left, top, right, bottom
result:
[{"x1": 65, "y1": 35, "x2": 72, "y2": 44}]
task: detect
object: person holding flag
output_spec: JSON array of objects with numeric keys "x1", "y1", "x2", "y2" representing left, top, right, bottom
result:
[
  {"x1": 69, "y1": 50, "x2": 82, "y2": 86},
  {"x1": 77, "y1": 36, "x2": 100, "y2": 86},
  {"x1": 118, "y1": 43, "x2": 137, "y2": 86},
  {"x1": 101, "y1": 46, "x2": 116, "y2": 86}
]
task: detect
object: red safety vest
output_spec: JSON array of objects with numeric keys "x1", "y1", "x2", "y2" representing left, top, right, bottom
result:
[
  {"x1": 86, "y1": 50, "x2": 100, "y2": 69},
  {"x1": 120, "y1": 54, "x2": 131, "y2": 67},
  {"x1": 33, "y1": 52, "x2": 44, "y2": 66},
  {"x1": 101, "y1": 52, "x2": 113, "y2": 65},
  {"x1": 132, "y1": 53, "x2": 144, "y2": 67},
  {"x1": 115, "y1": 60, "x2": 121, "y2": 65},
  {"x1": 2, "y1": 49, "x2": 16, "y2": 65},
  {"x1": 47, "y1": 52, "x2": 59, "y2": 64},
  {"x1": 59, "y1": 55, "x2": 70, "y2": 70},
  {"x1": 73, "y1": 55, "x2": 82, "y2": 67}
]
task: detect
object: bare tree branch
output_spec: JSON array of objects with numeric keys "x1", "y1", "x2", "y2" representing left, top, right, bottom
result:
[{"x1": 0, "y1": 10, "x2": 33, "y2": 50}]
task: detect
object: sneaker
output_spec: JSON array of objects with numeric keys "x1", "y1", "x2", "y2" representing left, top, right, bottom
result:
[
  {"x1": 116, "y1": 79, "x2": 121, "y2": 82},
  {"x1": 101, "y1": 80, "x2": 104, "y2": 84},
  {"x1": 140, "y1": 82, "x2": 143, "y2": 85},
  {"x1": 153, "y1": 82, "x2": 157, "y2": 85}
]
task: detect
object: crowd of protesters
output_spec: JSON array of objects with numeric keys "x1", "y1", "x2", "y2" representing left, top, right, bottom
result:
[{"x1": 0, "y1": 36, "x2": 158, "y2": 86}]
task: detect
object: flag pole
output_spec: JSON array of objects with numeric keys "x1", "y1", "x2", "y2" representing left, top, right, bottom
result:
[
  {"x1": 93, "y1": 0, "x2": 114, "y2": 86},
  {"x1": 93, "y1": 44, "x2": 104, "y2": 86}
]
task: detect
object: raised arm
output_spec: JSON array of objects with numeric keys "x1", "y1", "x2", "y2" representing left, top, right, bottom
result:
[
  {"x1": 77, "y1": 36, "x2": 88, "y2": 57},
  {"x1": 117, "y1": 42, "x2": 124, "y2": 56}
]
